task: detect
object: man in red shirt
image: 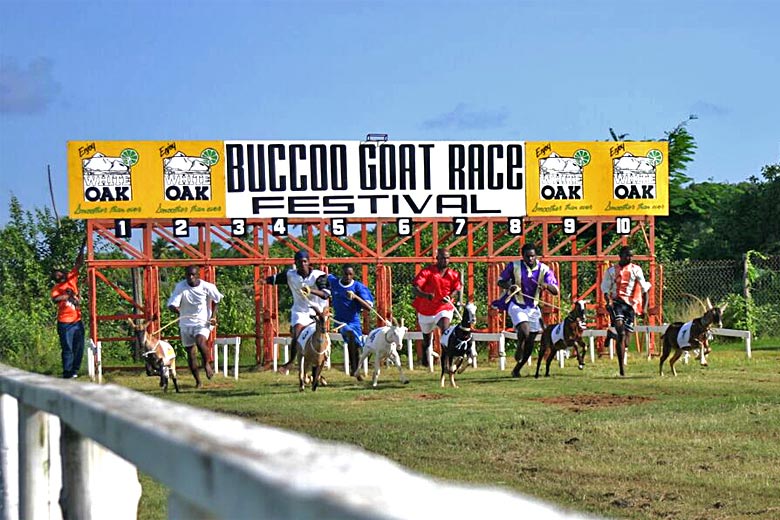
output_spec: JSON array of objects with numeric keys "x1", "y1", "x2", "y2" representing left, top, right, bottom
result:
[
  {"x1": 51, "y1": 236, "x2": 87, "y2": 379},
  {"x1": 411, "y1": 248, "x2": 463, "y2": 367}
]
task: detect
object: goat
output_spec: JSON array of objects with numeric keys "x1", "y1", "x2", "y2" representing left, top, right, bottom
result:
[
  {"x1": 354, "y1": 318, "x2": 409, "y2": 388},
  {"x1": 659, "y1": 298, "x2": 726, "y2": 376},
  {"x1": 535, "y1": 300, "x2": 588, "y2": 378},
  {"x1": 127, "y1": 318, "x2": 180, "y2": 393},
  {"x1": 439, "y1": 303, "x2": 478, "y2": 388},
  {"x1": 296, "y1": 307, "x2": 331, "y2": 391}
]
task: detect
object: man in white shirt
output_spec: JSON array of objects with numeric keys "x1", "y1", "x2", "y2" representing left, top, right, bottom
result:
[
  {"x1": 168, "y1": 265, "x2": 223, "y2": 388},
  {"x1": 265, "y1": 249, "x2": 331, "y2": 375}
]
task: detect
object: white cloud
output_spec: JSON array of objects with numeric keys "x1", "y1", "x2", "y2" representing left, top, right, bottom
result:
[
  {"x1": 422, "y1": 103, "x2": 508, "y2": 130},
  {"x1": 0, "y1": 56, "x2": 61, "y2": 114}
]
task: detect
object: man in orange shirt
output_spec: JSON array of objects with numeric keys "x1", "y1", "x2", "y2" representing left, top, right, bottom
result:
[
  {"x1": 411, "y1": 248, "x2": 463, "y2": 367},
  {"x1": 601, "y1": 246, "x2": 652, "y2": 377},
  {"x1": 51, "y1": 236, "x2": 87, "y2": 379}
]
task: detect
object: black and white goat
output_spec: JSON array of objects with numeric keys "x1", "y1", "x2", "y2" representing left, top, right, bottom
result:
[
  {"x1": 535, "y1": 300, "x2": 588, "y2": 378},
  {"x1": 439, "y1": 302, "x2": 478, "y2": 388}
]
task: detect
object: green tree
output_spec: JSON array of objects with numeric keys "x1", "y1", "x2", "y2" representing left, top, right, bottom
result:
[
  {"x1": 0, "y1": 197, "x2": 84, "y2": 370},
  {"x1": 698, "y1": 164, "x2": 780, "y2": 258}
]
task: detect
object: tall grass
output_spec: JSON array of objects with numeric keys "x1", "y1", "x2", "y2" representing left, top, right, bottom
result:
[{"x1": 108, "y1": 344, "x2": 780, "y2": 520}]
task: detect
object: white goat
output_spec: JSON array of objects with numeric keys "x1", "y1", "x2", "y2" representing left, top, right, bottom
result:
[{"x1": 354, "y1": 319, "x2": 409, "y2": 387}]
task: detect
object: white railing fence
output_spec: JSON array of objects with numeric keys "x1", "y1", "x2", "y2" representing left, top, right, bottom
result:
[{"x1": 0, "y1": 364, "x2": 588, "y2": 520}]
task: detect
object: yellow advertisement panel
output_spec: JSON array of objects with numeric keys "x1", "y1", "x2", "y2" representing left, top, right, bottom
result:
[
  {"x1": 67, "y1": 141, "x2": 226, "y2": 219},
  {"x1": 526, "y1": 141, "x2": 669, "y2": 216}
]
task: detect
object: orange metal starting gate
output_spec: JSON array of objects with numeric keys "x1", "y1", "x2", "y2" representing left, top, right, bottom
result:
[{"x1": 84, "y1": 216, "x2": 660, "y2": 367}]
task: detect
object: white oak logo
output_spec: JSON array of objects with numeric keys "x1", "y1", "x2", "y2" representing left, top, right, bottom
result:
[
  {"x1": 538, "y1": 149, "x2": 590, "y2": 200},
  {"x1": 612, "y1": 150, "x2": 662, "y2": 199},
  {"x1": 163, "y1": 149, "x2": 219, "y2": 201},
  {"x1": 81, "y1": 149, "x2": 137, "y2": 202}
]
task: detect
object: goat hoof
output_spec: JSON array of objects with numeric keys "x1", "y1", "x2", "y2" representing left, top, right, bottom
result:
[
  {"x1": 403, "y1": 379, "x2": 409, "y2": 385},
  {"x1": 578, "y1": 364, "x2": 585, "y2": 370}
]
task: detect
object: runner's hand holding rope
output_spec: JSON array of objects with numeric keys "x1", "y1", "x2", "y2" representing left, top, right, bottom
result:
[
  {"x1": 442, "y1": 296, "x2": 463, "y2": 321},
  {"x1": 349, "y1": 292, "x2": 391, "y2": 326},
  {"x1": 503, "y1": 283, "x2": 565, "y2": 312}
]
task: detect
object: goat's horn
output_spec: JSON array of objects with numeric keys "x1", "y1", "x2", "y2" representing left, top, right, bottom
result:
[
  {"x1": 682, "y1": 293, "x2": 708, "y2": 313},
  {"x1": 705, "y1": 297, "x2": 713, "y2": 310},
  {"x1": 400, "y1": 317, "x2": 404, "y2": 328},
  {"x1": 393, "y1": 317, "x2": 399, "y2": 326}
]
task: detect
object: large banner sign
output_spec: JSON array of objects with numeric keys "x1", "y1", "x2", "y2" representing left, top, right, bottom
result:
[
  {"x1": 526, "y1": 141, "x2": 669, "y2": 216},
  {"x1": 67, "y1": 140, "x2": 668, "y2": 221},
  {"x1": 68, "y1": 141, "x2": 226, "y2": 219},
  {"x1": 223, "y1": 141, "x2": 525, "y2": 218}
]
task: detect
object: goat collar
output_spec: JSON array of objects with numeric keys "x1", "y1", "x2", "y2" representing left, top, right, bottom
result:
[{"x1": 383, "y1": 327, "x2": 401, "y2": 344}]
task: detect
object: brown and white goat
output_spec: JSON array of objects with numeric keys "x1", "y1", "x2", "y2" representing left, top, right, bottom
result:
[
  {"x1": 535, "y1": 300, "x2": 588, "y2": 378},
  {"x1": 659, "y1": 298, "x2": 726, "y2": 376},
  {"x1": 354, "y1": 318, "x2": 409, "y2": 388},
  {"x1": 296, "y1": 307, "x2": 331, "y2": 391},
  {"x1": 127, "y1": 318, "x2": 180, "y2": 392}
]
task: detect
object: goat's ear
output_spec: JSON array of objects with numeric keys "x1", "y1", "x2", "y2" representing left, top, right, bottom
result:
[
  {"x1": 720, "y1": 302, "x2": 728, "y2": 313},
  {"x1": 705, "y1": 297, "x2": 713, "y2": 310}
]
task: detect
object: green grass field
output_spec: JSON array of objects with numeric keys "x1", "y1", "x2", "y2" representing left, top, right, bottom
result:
[{"x1": 110, "y1": 341, "x2": 780, "y2": 520}]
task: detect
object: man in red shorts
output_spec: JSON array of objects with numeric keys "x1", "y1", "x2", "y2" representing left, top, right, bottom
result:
[{"x1": 411, "y1": 248, "x2": 463, "y2": 367}]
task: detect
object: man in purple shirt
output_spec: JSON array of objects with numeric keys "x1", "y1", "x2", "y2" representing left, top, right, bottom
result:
[{"x1": 492, "y1": 243, "x2": 559, "y2": 377}]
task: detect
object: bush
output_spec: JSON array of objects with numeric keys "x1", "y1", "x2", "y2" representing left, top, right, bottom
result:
[
  {"x1": 720, "y1": 293, "x2": 780, "y2": 339},
  {"x1": 0, "y1": 310, "x2": 61, "y2": 374}
]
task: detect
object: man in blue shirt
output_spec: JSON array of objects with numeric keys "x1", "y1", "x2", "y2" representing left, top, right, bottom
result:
[{"x1": 328, "y1": 264, "x2": 375, "y2": 380}]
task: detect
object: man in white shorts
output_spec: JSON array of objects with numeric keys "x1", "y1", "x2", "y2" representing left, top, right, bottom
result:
[
  {"x1": 493, "y1": 243, "x2": 559, "y2": 378},
  {"x1": 167, "y1": 265, "x2": 223, "y2": 388},
  {"x1": 411, "y1": 248, "x2": 463, "y2": 367},
  {"x1": 265, "y1": 249, "x2": 331, "y2": 375}
]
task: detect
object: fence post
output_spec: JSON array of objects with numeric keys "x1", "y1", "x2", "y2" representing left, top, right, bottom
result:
[
  {"x1": 18, "y1": 405, "x2": 61, "y2": 520},
  {"x1": 0, "y1": 394, "x2": 19, "y2": 520},
  {"x1": 59, "y1": 423, "x2": 141, "y2": 520}
]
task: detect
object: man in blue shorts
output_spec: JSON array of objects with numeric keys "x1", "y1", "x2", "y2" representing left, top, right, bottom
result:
[{"x1": 328, "y1": 264, "x2": 375, "y2": 380}]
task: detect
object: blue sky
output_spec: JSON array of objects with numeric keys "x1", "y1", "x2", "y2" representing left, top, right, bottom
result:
[{"x1": 1, "y1": 0, "x2": 778, "y2": 224}]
